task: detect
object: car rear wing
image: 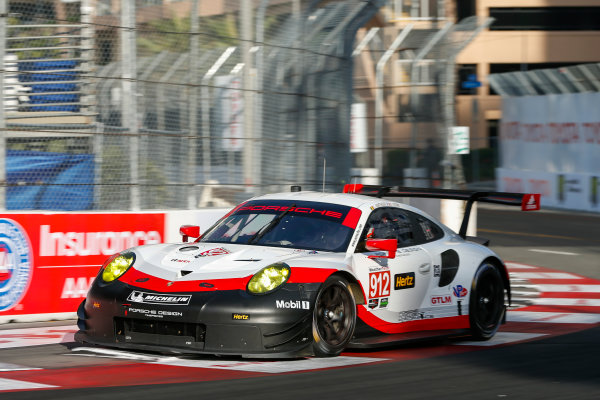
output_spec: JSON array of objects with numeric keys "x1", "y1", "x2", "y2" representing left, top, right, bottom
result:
[{"x1": 343, "y1": 184, "x2": 540, "y2": 239}]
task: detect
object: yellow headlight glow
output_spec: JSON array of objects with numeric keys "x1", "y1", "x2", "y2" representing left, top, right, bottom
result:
[
  {"x1": 102, "y1": 253, "x2": 135, "y2": 283},
  {"x1": 247, "y1": 264, "x2": 290, "y2": 294}
]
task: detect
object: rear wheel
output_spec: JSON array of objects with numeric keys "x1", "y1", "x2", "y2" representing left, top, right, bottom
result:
[
  {"x1": 469, "y1": 262, "x2": 506, "y2": 340},
  {"x1": 312, "y1": 276, "x2": 356, "y2": 357}
]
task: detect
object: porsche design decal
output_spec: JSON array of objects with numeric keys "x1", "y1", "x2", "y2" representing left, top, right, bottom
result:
[{"x1": 128, "y1": 308, "x2": 183, "y2": 318}]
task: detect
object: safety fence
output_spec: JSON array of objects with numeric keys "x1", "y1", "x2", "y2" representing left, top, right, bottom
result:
[{"x1": 1, "y1": 1, "x2": 496, "y2": 211}]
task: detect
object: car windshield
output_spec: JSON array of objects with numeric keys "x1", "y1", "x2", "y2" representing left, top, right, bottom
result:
[{"x1": 199, "y1": 200, "x2": 359, "y2": 252}]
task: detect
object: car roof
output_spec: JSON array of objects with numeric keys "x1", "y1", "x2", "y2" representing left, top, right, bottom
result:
[{"x1": 250, "y1": 191, "x2": 404, "y2": 210}]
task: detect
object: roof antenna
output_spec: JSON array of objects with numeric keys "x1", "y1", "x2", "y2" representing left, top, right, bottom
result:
[{"x1": 322, "y1": 157, "x2": 326, "y2": 192}]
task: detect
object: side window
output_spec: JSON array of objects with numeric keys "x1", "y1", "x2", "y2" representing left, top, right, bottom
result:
[
  {"x1": 355, "y1": 208, "x2": 416, "y2": 251},
  {"x1": 409, "y1": 211, "x2": 444, "y2": 243}
]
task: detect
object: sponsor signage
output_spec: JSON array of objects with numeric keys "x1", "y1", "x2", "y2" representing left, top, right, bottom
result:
[
  {"x1": 0, "y1": 213, "x2": 165, "y2": 319},
  {"x1": 128, "y1": 291, "x2": 191, "y2": 305},
  {"x1": 431, "y1": 295, "x2": 452, "y2": 305},
  {"x1": 276, "y1": 300, "x2": 310, "y2": 310},
  {"x1": 453, "y1": 285, "x2": 468, "y2": 298},
  {"x1": 448, "y1": 126, "x2": 470, "y2": 155},
  {"x1": 394, "y1": 272, "x2": 415, "y2": 290}
]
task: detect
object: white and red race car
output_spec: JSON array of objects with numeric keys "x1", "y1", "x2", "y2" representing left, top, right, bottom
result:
[{"x1": 76, "y1": 185, "x2": 540, "y2": 358}]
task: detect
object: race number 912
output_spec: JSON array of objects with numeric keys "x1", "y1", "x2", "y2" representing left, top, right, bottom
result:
[{"x1": 369, "y1": 271, "x2": 390, "y2": 298}]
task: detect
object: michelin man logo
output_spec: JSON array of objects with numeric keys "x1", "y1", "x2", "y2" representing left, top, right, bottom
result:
[{"x1": 0, "y1": 219, "x2": 32, "y2": 311}]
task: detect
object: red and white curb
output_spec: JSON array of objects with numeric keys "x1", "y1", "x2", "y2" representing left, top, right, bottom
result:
[{"x1": 0, "y1": 262, "x2": 598, "y2": 392}]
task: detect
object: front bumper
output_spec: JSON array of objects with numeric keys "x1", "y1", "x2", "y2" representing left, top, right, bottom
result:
[{"x1": 76, "y1": 279, "x2": 320, "y2": 358}]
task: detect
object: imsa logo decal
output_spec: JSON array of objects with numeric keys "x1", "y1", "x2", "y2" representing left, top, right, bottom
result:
[
  {"x1": 0, "y1": 219, "x2": 33, "y2": 312},
  {"x1": 127, "y1": 290, "x2": 191, "y2": 305},
  {"x1": 394, "y1": 272, "x2": 415, "y2": 290}
]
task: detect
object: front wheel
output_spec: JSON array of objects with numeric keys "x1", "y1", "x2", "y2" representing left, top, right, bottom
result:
[
  {"x1": 312, "y1": 276, "x2": 356, "y2": 357},
  {"x1": 469, "y1": 262, "x2": 506, "y2": 340}
]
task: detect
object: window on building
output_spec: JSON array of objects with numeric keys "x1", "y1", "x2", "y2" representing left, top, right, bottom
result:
[
  {"x1": 457, "y1": 64, "x2": 478, "y2": 95},
  {"x1": 490, "y1": 7, "x2": 600, "y2": 31},
  {"x1": 456, "y1": 0, "x2": 476, "y2": 21}
]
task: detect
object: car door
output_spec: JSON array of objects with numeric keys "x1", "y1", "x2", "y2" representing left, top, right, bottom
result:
[{"x1": 352, "y1": 207, "x2": 434, "y2": 320}]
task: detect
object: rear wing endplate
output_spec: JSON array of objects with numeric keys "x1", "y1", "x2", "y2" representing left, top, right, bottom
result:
[{"x1": 343, "y1": 184, "x2": 540, "y2": 239}]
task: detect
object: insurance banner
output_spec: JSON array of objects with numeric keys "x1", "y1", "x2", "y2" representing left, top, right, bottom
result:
[{"x1": 0, "y1": 213, "x2": 165, "y2": 321}]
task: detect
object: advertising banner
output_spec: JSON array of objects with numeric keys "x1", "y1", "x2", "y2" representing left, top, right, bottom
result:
[
  {"x1": 497, "y1": 168, "x2": 599, "y2": 212},
  {"x1": 500, "y1": 93, "x2": 600, "y2": 174},
  {"x1": 0, "y1": 213, "x2": 165, "y2": 321},
  {"x1": 499, "y1": 92, "x2": 600, "y2": 213}
]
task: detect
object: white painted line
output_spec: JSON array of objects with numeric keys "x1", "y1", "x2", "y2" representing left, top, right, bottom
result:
[
  {"x1": 152, "y1": 356, "x2": 388, "y2": 373},
  {"x1": 509, "y1": 272, "x2": 582, "y2": 280},
  {"x1": 0, "y1": 363, "x2": 41, "y2": 372},
  {"x1": 70, "y1": 347, "x2": 158, "y2": 361},
  {"x1": 506, "y1": 263, "x2": 537, "y2": 270},
  {"x1": 508, "y1": 311, "x2": 600, "y2": 324},
  {"x1": 455, "y1": 332, "x2": 547, "y2": 346},
  {"x1": 528, "y1": 249, "x2": 579, "y2": 256},
  {"x1": 530, "y1": 298, "x2": 600, "y2": 307},
  {"x1": 70, "y1": 347, "x2": 387, "y2": 373},
  {"x1": 0, "y1": 378, "x2": 56, "y2": 391},
  {"x1": 529, "y1": 284, "x2": 600, "y2": 293},
  {"x1": 0, "y1": 326, "x2": 76, "y2": 349},
  {"x1": 37, "y1": 265, "x2": 99, "y2": 269}
]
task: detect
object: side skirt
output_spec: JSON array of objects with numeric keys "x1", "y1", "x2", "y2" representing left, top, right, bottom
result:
[{"x1": 347, "y1": 328, "x2": 470, "y2": 349}]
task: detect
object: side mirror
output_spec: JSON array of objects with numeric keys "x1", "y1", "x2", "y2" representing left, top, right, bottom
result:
[
  {"x1": 180, "y1": 225, "x2": 200, "y2": 242},
  {"x1": 365, "y1": 238, "x2": 397, "y2": 259}
]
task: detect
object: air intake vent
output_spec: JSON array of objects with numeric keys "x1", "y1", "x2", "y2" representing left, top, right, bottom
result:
[{"x1": 439, "y1": 249, "x2": 459, "y2": 287}]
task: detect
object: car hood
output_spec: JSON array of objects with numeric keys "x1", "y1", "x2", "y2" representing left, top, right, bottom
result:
[{"x1": 131, "y1": 242, "x2": 336, "y2": 282}]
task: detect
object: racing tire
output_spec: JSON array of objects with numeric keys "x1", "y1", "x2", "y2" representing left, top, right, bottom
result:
[
  {"x1": 312, "y1": 276, "x2": 356, "y2": 357},
  {"x1": 469, "y1": 262, "x2": 506, "y2": 340}
]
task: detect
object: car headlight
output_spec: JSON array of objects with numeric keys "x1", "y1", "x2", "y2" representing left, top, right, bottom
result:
[
  {"x1": 247, "y1": 263, "x2": 290, "y2": 295},
  {"x1": 101, "y1": 252, "x2": 136, "y2": 283}
]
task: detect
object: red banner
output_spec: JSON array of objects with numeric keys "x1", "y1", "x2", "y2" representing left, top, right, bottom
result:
[{"x1": 0, "y1": 213, "x2": 165, "y2": 318}]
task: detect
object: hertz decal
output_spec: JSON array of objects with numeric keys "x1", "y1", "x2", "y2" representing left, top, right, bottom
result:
[
  {"x1": 232, "y1": 313, "x2": 250, "y2": 320},
  {"x1": 394, "y1": 272, "x2": 415, "y2": 290}
]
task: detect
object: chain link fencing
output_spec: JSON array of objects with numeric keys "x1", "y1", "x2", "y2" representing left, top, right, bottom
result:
[
  {"x1": 1, "y1": 0, "x2": 496, "y2": 211},
  {"x1": 1, "y1": 0, "x2": 386, "y2": 210}
]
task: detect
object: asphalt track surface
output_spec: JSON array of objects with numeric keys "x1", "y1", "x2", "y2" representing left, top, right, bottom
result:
[{"x1": 1, "y1": 206, "x2": 599, "y2": 399}]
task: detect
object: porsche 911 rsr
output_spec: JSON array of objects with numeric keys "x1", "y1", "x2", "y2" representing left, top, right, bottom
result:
[{"x1": 75, "y1": 185, "x2": 540, "y2": 358}]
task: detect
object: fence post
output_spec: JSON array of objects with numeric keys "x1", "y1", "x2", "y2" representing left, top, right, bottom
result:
[
  {"x1": 241, "y1": 0, "x2": 254, "y2": 193},
  {"x1": 121, "y1": 0, "x2": 139, "y2": 210},
  {"x1": 0, "y1": 2, "x2": 6, "y2": 211},
  {"x1": 188, "y1": 0, "x2": 199, "y2": 209}
]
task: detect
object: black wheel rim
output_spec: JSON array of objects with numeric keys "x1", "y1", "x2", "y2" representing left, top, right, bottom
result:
[
  {"x1": 475, "y1": 269, "x2": 503, "y2": 331},
  {"x1": 315, "y1": 284, "x2": 353, "y2": 346}
]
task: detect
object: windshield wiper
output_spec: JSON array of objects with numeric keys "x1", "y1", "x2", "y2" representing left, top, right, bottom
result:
[{"x1": 247, "y1": 203, "x2": 296, "y2": 244}]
